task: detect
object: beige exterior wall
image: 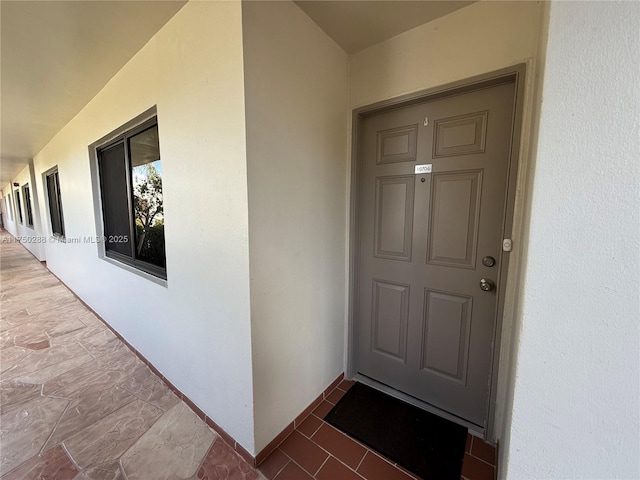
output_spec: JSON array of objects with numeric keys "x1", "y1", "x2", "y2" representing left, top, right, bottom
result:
[
  {"x1": 242, "y1": 0, "x2": 349, "y2": 453},
  {"x1": 31, "y1": 1, "x2": 256, "y2": 452},
  {"x1": 2, "y1": 162, "x2": 46, "y2": 260},
  {"x1": 505, "y1": 1, "x2": 640, "y2": 477},
  {"x1": 349, "y1": 1, "x2": 543, "y2": 109}
]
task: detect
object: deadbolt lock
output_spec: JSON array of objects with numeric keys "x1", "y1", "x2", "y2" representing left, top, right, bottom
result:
[
  {"x1": 479, "y1": 278, "x2": 495, "y2": 292},
  {"x1": 482, "y1": 256, "x2": 496, "y2": 267}
]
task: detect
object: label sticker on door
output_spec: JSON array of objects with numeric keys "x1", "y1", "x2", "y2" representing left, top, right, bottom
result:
[{"x1": 414, "y1": 164, "x2": 432, "y2": 174}]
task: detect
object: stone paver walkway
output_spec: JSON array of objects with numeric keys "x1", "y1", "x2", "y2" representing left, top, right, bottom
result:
[{"x1": 0, "y1": 230, "x2": 261, "y2": 479}]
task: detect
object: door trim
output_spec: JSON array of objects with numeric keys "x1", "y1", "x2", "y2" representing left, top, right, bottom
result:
[{"x1": 347, "y1": 64, "x2": 527, "y2": 440}]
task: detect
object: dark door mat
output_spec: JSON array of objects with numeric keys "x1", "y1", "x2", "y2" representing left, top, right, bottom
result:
[{"x1": 324, "y1": 382, "x2": 467, "y2": 480}]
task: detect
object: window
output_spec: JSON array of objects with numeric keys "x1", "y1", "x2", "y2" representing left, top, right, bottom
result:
[
  {"x1": 96, "y1": 116, "x2": 166, "y2": 279},
  {"x1": 6, "y1": 195, "x2": 13, "y2": 221},
  {"x1": 46, "y1": 169, "x2": 65, "y2": 237},
  {"x1": 1, "y1": 197, "x2": 5, "y2": 221},
  {"x1": 22, "y1": 184, "x2": 34, "y2": 227},
  {"x1": 15, "y1": 190, "x2": 23, "y2": 224}
]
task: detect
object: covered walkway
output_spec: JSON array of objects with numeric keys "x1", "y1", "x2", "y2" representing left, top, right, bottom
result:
[
  {"x1": 0, "y1": 230, "x2": 260, "y2": 479},
  {"x1": 0, "y1": 231, "x2": 498, "y2": 480}
]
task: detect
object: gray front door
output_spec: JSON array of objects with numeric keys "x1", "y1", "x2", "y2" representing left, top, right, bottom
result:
[{"x1": 356, "y1": 81, "x2": 516, "y2": 427}]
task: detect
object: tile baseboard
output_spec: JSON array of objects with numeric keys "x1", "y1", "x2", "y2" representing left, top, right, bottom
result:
[{"x1": 255, "y1": 372, "x2": 344, "y2": 466}]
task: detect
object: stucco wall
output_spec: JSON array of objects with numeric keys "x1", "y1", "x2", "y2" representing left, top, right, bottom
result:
[
  {"x1": 2, "y1": 163, "x2": 45, "y2": 260},
  {"x1": 242, "y1": 0, "x2": 349, "y2": 453},
  {"x1": 349, "y1": 1, "x2": 543, "y2": 109},
  {"x1": 505, "y1": 1, "x2": 640, "y2": 478},
  {"x1": 32, "y1": 1, "x2": 256, "y2": 452},
  {"x1": 2, "y1": 186, "x2": 18, "y2": 236}
]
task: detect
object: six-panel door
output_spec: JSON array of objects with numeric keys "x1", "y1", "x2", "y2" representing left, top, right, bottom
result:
[{"x1": 356, "y1": 81, "x2": 516, "y2": 427}]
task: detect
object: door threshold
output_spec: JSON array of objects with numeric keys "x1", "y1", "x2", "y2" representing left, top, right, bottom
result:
[{"x1": 353, "y1": 374, "x2": 486, "y2": 438}]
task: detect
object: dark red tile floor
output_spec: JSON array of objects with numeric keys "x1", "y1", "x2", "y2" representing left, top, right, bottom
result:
[{"x1": 258, "y1": 379, "x2": 497, "y2": 480}]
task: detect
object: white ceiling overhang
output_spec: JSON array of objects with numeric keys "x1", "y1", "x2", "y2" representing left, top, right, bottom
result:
[
  {"x1": 1, "y1": 0, "x2": 474, "y2": 188},
  {"x1": 294, "y1": 0, "x2": 474, "y2": 54},
  {"x1": 1, "y1": 0, "x2": 187, "y2": 187}
]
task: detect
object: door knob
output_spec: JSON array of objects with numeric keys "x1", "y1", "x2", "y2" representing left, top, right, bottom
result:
[{"x1": 479, "y1": 278, "x2": 495, "y2": 292}]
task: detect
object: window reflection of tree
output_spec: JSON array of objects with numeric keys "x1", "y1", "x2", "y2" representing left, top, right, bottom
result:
[{"x1": 133, "y1": 161, "x2": 164, "y2": 266}]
